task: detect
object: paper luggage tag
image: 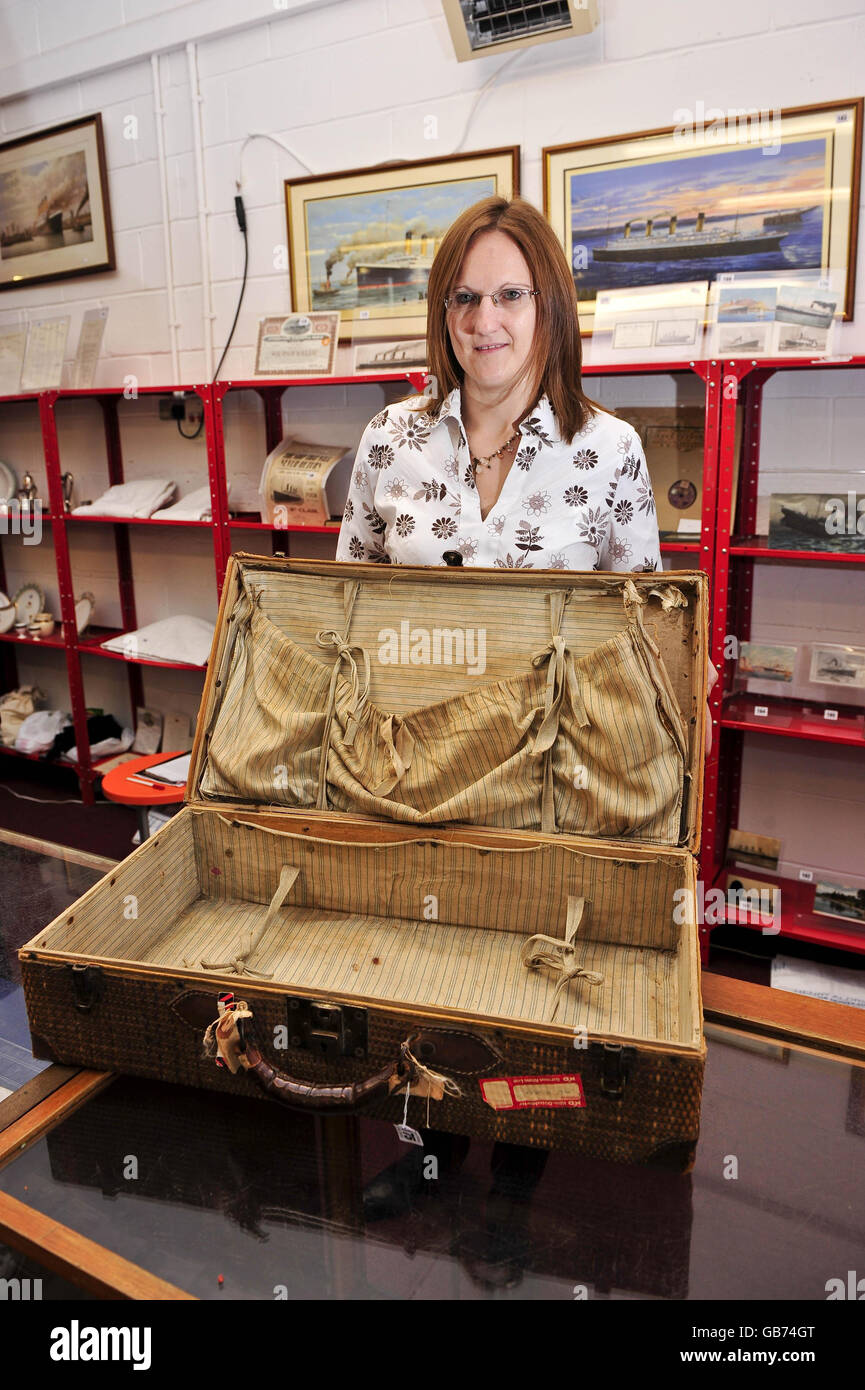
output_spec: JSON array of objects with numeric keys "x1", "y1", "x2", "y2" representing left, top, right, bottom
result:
[
  {"x1": 394, "y1": 1124, "x2": 424, "y2": 1145},
  {"x1": 480, "y1": 1074, "x2": 586, "y2": 1111}
]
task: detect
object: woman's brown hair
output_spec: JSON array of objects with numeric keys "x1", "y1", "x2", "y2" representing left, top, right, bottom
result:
[{"x1": 424, "y1": 195, "x2": 596, "y2": 441}]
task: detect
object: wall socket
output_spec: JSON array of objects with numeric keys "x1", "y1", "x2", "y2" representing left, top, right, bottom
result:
[{"x1": 159, "y1": 392, "x2": 202, "y2": 424}]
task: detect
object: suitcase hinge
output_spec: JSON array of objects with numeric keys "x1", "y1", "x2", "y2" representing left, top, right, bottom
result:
[
  {"x1": 67, "y1": 963, "x2": 103, "y2": 1014},
  {"x1": 598, "y1": 1042, "x2": 636, "y2": 1099}
]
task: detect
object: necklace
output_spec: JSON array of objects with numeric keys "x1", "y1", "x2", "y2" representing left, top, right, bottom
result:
[{"x1": 470, "y1": 428, "x2": 520, "y2": 472}]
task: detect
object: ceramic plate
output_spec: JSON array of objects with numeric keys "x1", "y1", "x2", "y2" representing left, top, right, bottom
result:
[
  {"x1": 13, "y1": 583, "x2": 44, "y2": 624},
  {"x1": 75, "y1": 592, "x2": 95, "y2": 634},
  {"x1": 0, "y1": 591, "x2": 16, "y2": 634},
  {"x1": 0, "y1": 460, "x2": 17, "y2": 505}
]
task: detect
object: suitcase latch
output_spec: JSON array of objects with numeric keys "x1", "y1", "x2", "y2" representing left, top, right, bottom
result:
[
  {"x1": 67, "y1": 963, "x2": 103, "y2": 1013},
  {"x1": 286, "y1": 998, "x2": 368, "y2": 1059},
  {"x1": 599, "y1": 1043, "x2": 636, "y2": 1099}
]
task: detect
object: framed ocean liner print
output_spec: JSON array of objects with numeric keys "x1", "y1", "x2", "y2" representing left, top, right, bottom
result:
[
  {"x1": 285, "y1": 147, "x2": 519, "y2": 341},
  {"x1": 0, "y1": 114, "x2": 115, "y2": 292},
  {"x1": 544, "y1": 100, "x2": 862, "y2": 335}
]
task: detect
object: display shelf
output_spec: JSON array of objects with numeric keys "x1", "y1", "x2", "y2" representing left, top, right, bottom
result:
[
  {"x1": 728, "y1": 536, "x2": 865, "y2": 566},
  {"x1": 712, "y1": 867, "x2": 865, "y2": 957},
  {"x1": 77, "y1": 627, "x2": 206, "y2": 672},
  {"x1": 228, "y1": 514, "x2": 341, "y2": 534},
  {"x1": 214, "y1": 372, "x2": 429, "y2": 392},
  {"x1": 65, "y1": 515, "x2": 213, "y2": 528},
  {"x1": 704, "y1": 355, "x2": 865, "y2": 961},
  {"x1": 721, "y1": 692, "x2": 865, "y2": 746},
  {"x1": 0, "y1": 742, "x2": 49, "y2": 762},
  {"x1": 0, "y1": 630, "x2": 67, "y2": 650}
]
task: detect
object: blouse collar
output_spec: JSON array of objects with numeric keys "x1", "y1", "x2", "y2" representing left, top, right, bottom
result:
[{"x1": 427, "y1": 385, "x2": 562, "y2": 444}]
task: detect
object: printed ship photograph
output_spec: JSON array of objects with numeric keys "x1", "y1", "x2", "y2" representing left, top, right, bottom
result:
[
  {"x1": 0, "y1": 150, "x2": 92, "y2": 260},
  {"x1": 566, "y1": 140, "x2": 827, "y2": 301},
  {"x1": 591, "y1": 209, "x2": 787, "y2": 262},
  {"x1": 304, "y1": 178, "x2": 497, "y2": 314},
  {"x1": 767, "y1": 494, "x2": 865, "y2": 554}
]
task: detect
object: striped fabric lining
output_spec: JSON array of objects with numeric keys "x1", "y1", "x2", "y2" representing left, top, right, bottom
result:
[
  {"x1": 247, "y1": 566, "x2": 699, "y2": 724},
  {"x1": 199, "y1": 577, "x2": 686, "y2": 842},
  {"x1": 192, "y1": 813, "x2": 687, "y2": 951},
  {"x1": 36, "y1": 810, "x2": 200, "y2": 960},
  {"x1": 149, "y1": 897, "x2": 681, "y2": 1042},
  {"x1": 33, "y1": 809, "x2": 697, "y2": 1047}
]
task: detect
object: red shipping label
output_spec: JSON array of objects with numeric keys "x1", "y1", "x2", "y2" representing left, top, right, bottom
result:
[{"x1": 479, "y1": 1074, "x2": 586, "y2": 1111}]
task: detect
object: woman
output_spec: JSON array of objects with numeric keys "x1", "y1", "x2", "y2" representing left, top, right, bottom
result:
[
  {"x1": 338, "y1": 199, "x2": 713, "y2": 1261},
  {"x1": 337, "y1": 193, "x2": 717, "y2": 747},
  {"x1": 336, "y1": 194, "x2": 660, "y2": 574}
]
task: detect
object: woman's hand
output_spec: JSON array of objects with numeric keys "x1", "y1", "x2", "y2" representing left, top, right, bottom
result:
[{"x1": 704, "y1": 659, "x2": 719, "y2": 757}]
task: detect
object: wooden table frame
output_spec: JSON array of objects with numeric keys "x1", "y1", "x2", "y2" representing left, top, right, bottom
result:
[{"x1": 1, "y1": 975, "x2": 863, "y2": 1300}]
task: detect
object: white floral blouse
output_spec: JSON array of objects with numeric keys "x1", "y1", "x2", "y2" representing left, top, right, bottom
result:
[{"x1": 335, "y1": 387, "x2": 660, "y2": 571}]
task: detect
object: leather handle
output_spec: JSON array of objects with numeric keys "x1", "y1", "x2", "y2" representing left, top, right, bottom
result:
[{"x1": 236, "y1": 1020, "x2": 414, "y2": 1113}]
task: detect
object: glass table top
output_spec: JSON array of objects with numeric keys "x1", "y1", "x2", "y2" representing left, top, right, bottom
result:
[{"x1": 1, "y1": 1028, "x2": 863, "y2": 1300}]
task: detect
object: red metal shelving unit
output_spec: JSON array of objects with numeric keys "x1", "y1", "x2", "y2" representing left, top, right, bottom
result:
[
  {"x1": 0, "y1": 362, "x2": 721, "y2": 802},
  {"x1": 15, "y1": 350, "x2": 862, "y2": 895},
  {"x1": 718, "y1": 870, "x2": 865, "y2": 957},
  {"x1": 1, "y1": 384, "x2": 214, "y2": 802},
  {"x1": 721, "y1": 691, "x2": 865, "y2": 746},
  {"x1": 708, "y1": 354, "x2": 865, "y2": 960},
  {"x1": 210, "y1": 372, "x2": 430, "y2": 579}
]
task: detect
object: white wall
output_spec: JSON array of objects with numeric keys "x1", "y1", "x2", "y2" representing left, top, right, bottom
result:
[{"x1": 0, "y1": 0, "x2": 863, "y2": 889}]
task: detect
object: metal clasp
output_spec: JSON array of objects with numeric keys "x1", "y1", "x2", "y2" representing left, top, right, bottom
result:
[
  {"x1": 286, "y1": 997, "x2": 368, "y2": 1059},
  {"x1": 67, "y1": 963, "x2": 103, "y2": 1014},
  {"x1": 599, "y1": 1042, "x2": 636, "y2": 1099}
]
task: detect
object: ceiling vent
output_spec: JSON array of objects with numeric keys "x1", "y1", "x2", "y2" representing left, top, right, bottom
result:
[{"x1": 443, "y1": 0, "x2": 599, "y2": 61}]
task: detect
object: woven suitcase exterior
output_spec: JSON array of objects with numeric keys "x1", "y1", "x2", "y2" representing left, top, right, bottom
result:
[
  {"x1": 25, "y1": 962, "x2": 701, "y2": 1167},
  {"x1": 21, "y1": 557, "x2": 709, "y2": 1169}
]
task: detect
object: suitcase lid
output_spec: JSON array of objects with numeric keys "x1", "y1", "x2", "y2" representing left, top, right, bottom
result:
[{"x1": 187, "y1": 555, "x2": 708, "y2": 853}]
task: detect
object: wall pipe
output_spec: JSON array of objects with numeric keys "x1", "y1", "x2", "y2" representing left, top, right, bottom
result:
[
  {"x1": 150, "y1": 52, "x2": 181, "y2": 382},
  {"x1": 186, "y1": 40, "x2": 216, "y2": 379}
]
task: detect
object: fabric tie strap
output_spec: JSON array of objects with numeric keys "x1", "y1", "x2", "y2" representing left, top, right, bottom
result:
[
  {"x1": 191, "y1": 864, "x2": 300, "y2": 978},
  {"x1": 313, "y1": 580, "x2": 364, "y2": 809},
  {"x1": 315, "y1": 629, "x2": 371, "y2": 746},
  {"x1": 529, "y1": 589, "x2": 588, "y2": 833},
  {"x1": 520, "y1": 896, "x2": 604, "y2": 1021},
  {"x1": 369, "y1": 712, "x2": 416, "y2": 796}
]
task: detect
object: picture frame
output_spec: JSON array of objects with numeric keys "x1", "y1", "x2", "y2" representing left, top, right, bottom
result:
[
  {"x1": 285, "y1": 147, "x2": 519, "y2": 341},
  {"x1": 0, "y1": 114, "x2": 115, "y2": 292},
  {"x1": 543, "y1": 99, "x2": 862, "y2": 335}
]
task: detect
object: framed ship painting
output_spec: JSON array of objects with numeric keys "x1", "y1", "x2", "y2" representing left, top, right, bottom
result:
[
  {"x1": 285, "y1": 148, "x2": 519, "y2": 341},
  {"x1": 544, "y1": 100, "x2": 862, "y2": 335},
  {"x1": 0, "y1": 114, "x2": 115, "y2": 292}
]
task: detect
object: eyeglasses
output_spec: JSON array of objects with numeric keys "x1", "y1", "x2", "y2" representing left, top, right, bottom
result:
[{"x1": 444, "y1": 287, "x2": 540, "y2": 318}]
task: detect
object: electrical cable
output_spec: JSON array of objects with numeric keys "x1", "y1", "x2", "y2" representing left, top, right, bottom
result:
[
  {"x1": 237, "y1": 132, "x2": 314, "y2": 186},
  {"x1": 176, "y1": 414, "x2": 205, "y2": 439},
  {"x1": 212, "y1": 195, "x2": 249, "y2": 384},
  {"x1": 220, "y1": 54, "x2": 528, "y2": 386},
  {"x1": 0, "y1": 783, "x2": 114, "y2": 806},
  {"x1": 451, "y1": 47, "x2": 529, "y2": 153}
]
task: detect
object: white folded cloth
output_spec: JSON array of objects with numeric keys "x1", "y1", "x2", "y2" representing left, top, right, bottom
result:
[
  {"x1": 15, "y1": 709, "x2": 71, "y2": 755},
  {"x1": 152, "y1": 482, "x2": 228, "y2": 522},
  {"x1": 100, "y1": 614, "x2": 215, "y2": 667},
  {"x1": 66, "y1": 726, "x2": 135, "y2": 763},
  {"x1": 73, "y1": 478, "x2": 176, "y2": 518}
]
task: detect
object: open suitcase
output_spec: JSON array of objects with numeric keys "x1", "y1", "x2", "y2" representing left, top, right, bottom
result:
[{"x1": 21, "y1": 556, "x2": 708, "y2": 1169}]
